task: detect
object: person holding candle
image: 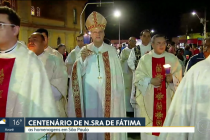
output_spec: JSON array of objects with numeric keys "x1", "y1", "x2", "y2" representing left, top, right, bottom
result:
[{"x1": 134, "y1": 34, "x2": 182, "y2": 140}]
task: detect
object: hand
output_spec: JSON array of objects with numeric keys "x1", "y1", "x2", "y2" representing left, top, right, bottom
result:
[
  {"x1": 81, "y1": 48, "x2": 91, "y2": 61},
  {"x1": 166, "y1": 74, "x2": 173, "y2": 83},
  {"x1": 150, "y1": 77, "x2": 162, "y2": 86}
]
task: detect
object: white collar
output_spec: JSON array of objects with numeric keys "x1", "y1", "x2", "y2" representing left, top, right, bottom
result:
[
  {"x1": 75, "y1": 46, "x2": 82, "y2": 51},
  {"x1": 38, "y1": 52, "x2": 45, "y2": 57},
  {"x1": 141, "y1": 42, "x2": 151, "y2": 47},
  {"x1": 152, "y1": 50, "x2": 165, "y2": 58},
  {"x1": 0, "y1": 42, "x2": 18, "y2": 54},
  {"x1": 93, "y1": 43, "x2": 104, "y2": 53}
]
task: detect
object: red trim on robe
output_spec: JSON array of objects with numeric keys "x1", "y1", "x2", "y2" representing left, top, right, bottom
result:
[
  {"x1": 0, "y1": 58, "x2": 15, "y2": 140},
  {"x1": 71, "y1": 62, "x2": 83, "y2": 140},
  {"x1": 102, "y1": 52, "x2": 111, "y2": 140},
  {"x1": 152, "y1": 57, "x2": 166, "y2": 136}
]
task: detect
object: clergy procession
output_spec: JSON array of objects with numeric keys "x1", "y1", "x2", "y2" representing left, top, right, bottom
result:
[{"x1": 1, "y1": 5, "x2": 210, "y2": 140}]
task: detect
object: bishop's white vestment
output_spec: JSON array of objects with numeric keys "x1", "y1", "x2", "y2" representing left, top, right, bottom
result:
[
  {"x1": 158, "y1": 56, "x2": 210, "y2": 140},
  {"x1": 120, "y1": 47, "x2": 133, "y2": 112},
  {"x1": 0, "y1": 42, "x2": 59, "y2": 140},
  {"x1": 134, "y1": 50, "x2": 182, "y2": 140},
  {"x1": 66, "y1": 43, "x2": 127, "y2": 140}
]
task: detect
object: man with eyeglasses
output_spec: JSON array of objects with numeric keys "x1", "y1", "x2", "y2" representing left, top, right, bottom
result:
[
  {"x1": 185, "y1": 38, "x2": 210, "y2": 73},
  {"x1": 65, "y1": 34, "x2": 84, "y2": 77},
  {"x1": 67, "y1": 11, "x2": 126, "y2": 140},
  {"x1": 0, "y1": 6, "x2": 59, "y2": 140}
]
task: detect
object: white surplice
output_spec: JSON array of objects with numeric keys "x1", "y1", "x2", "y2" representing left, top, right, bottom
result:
[
  {"x1": 38, "y1": 52, "x2": 68, "y2": 117},
  {"x1": 120, "y1": 47, "x2": 134, "y2": 112},
  {"x1": 0, "y1": 42, "x2": 59, "y2": 140},
  {"x1": 66, "y1": 43, "x2": 127, "y2": 140},
  {"x1": 38, "y1": 52, "x2": 68, "y2": 140},
  {"x1": 45, "y1": 46, "x2": 63, "y2": 60},
  {"x1": 127, "y1": 43, "x2": 152, "y2": 117},
  {"x1": 158, "y1": 56, "x2": 210, "y2": 140},
  {"x1": 134, "y1": 50, "x2": 182, "y2": 140},
  {"x1": 65, "y1": 46, "x2": 82, "y2": 77}
]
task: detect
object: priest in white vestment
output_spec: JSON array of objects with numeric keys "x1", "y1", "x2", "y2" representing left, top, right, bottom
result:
[
  {"x1": 134, "y1": 34, "x2": 182, "y2": 140},
  {"x1": 120, "y1": 37, "x2": 136, "y2": 115},
  {"x1": 127, "y1": 29, "x2": 152, "y2": 118},
  {"x1": 158, "y1": 53, "x2": 210, "y2": 140},
  {"x1": 35, "y1": 28, "x2": 63, "y2": 60},
  {"x1": 0, "y1": 7, "x2": 59, "y2": 140},
  {"x1": 66, "y1": 11, "x2": 127, "y2": 140},
  {"x1": 28, "y1": 32, "x2": 68, "y2": 140},
  {"x1": 65, "y1": 34, "x2": 84, "y2": 77}
]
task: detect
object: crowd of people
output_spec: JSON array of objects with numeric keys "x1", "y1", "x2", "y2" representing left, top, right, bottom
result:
[{"x1": 1, "y1": 6, "x2": 210, "y2": 140}]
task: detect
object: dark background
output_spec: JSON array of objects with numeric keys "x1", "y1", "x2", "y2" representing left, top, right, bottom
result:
[{"x1": 85, "y1": 0, "x2": 209, "y2": 40}]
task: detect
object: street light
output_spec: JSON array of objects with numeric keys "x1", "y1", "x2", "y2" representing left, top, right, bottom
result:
[
  {"x1": 192, "y1": 10, "x2": 208, "y2": 38},
  {"x1": 114, "y1": 10, "x2": 121, "y2": 17},
  {"x1": 151, "y1": 29, "x2": 155, "y2": 33},
  {"x1": 114, "y1": 10, "x2": 121, "y2": 48}
]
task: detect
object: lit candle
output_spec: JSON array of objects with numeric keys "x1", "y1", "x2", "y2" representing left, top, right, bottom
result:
[{"x1": 163, "y1": 64, "x2": 171, "y2": 74}]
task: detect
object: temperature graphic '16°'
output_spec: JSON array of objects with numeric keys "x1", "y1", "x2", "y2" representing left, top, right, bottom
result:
[
  {"x1": 0, "y1": 118, "x2": 24, "y2": 133},
  {"x1": 13, "y1": 119, "x2": 23, "y2": 126}
]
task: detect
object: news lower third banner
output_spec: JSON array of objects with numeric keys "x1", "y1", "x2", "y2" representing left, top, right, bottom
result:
[{"x1": 0, "y1": 118, "x2": 194, "y2": 133}]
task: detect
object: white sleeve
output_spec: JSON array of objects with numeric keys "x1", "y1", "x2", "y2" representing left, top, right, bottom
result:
[
  {"x1": 79, "y1": 57, "x2": 88, "y2": 76},
  {"x1": 168, "y1": 75, "x2": 180, "y2": 92},
  {"x1": 136, "y1": 77, "x2": 151, "y2": 96},
  {"x1": 65, "y1": 53, "x2": 75, "y2": 77},
  {"x1": 127, "y1": 48, "x2": 136, "y2": 71},
  {"x1": 130, "y1": 71, "x2": 137, "y2": 108},
  {"x1": 65, "y1": 52, "x2": 74, "y2": 65},
  {"x1": 51, "y1": 85, "x2": 62, "y2": 101}
]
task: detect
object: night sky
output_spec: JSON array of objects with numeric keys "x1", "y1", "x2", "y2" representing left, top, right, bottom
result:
[{"x1": 85, "y1": 0, "x2": 209, "y2": 40}]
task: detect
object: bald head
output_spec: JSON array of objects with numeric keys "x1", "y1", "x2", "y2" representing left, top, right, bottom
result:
[
  {"x1": 28, "y1": 32, "x2": 45, "y2": 55},
  {"x1": 128, "y1": 37, "x2": 136, "y2": 49}
]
